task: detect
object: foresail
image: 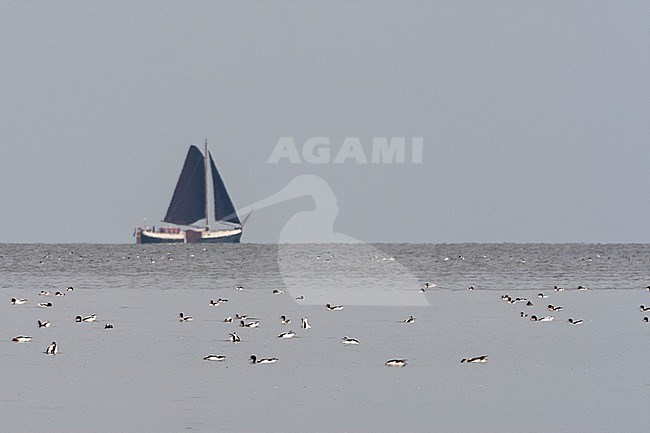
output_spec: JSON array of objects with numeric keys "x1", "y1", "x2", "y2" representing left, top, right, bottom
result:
[
  {"x1": 163, "y1": 145, "x2": 206, "y2": 225},
  {"x1": 209, "y1": 153, "x2": 241, "y2": 225}
]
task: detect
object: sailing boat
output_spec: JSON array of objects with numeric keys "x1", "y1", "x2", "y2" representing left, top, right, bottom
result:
[{"x1": 135, "y1": 141, "x2": 247, "y2": 244}]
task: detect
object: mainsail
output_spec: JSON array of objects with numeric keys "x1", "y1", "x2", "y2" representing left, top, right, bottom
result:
[
  {"x1": 163, "y1": 145, "x2": 206, "y2": 225},
  {"x1": 210, "y1": 153, "x2": 241, "y2": 225}
]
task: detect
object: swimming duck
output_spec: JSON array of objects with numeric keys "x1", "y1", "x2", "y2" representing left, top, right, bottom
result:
[
  {"x1": 272, "y1": 289, "x2": 285, "y2": 295},
  {"x1": 45, "y1": 341, "x2": 57, "y2": 355},
  {"x1": 203, "y1": 354, "x2": 226, "y2": 361},
  {"x1": 385, "y1": 359, "x2": 407, "y2": 367},
  {"x1": 240, "y1": 320, "x2": 259, "y2": 328},
  {"x1": 530, "y1": 315, "x2": 554, "y2": 322},
  {"x1": 76, "y1": 314, "x2": 97, "y2": 322},
  {"x1": 341, "y1": 336, "x2": 360, "y2": 345},
  {"x1": 403, "y1": 315, "x2": 416, "y2": 324},
  {"x1": 278, "y1": 330, "x2": 296, "y2": 339},
  {"x1": 326, "y1": 303, "x2": 344, "y2": 311},
  {"x1": 567, "y1": 318, "x2": 583, "y2": 325},
  {"x1": 178, "y1": 313, "x2": 193, "y2": 322},
  {"x1": 461, "y1": 355, "x2": 488, "y2": 363},
  {"x1": 12, "y1": 336, "x2": 32, "y2": 343},
  {"x1": 639, "y1": 305, "x2": 650, "y2": 312},
  {"x1": 37, "y1": 302, "x2": 53, "y2": 308},
  {"x1": 249, "y1": 354, "x2": 277, "y2": 364},
  {"x1": 229, "y1": 332, "x2": 241, "y2": 343},
  {"x1": 11, "y1": 298, "x2": 27, "y2": 305},
  {"x1": 37, "y1": 320, "x2": 51, "y2": 328},
  {"x1": 280, "y1": 315, "x2": 291, "y2": 325}
]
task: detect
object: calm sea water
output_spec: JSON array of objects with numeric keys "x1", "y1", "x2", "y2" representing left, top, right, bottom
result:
[{"x1": 1, "y1": 243, "x2": 648, "y2": 432}]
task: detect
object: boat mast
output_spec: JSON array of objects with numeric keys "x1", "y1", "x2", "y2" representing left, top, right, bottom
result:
[{"x1": 204, "y1": 138, "x2": 209, "y2": 229}]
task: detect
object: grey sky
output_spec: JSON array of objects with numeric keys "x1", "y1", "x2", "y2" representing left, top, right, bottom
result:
[{"x1": 1, "y1": 1, "x2": 648, "y2": 244}]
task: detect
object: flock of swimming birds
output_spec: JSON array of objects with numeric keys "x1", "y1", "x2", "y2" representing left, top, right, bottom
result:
[
  {"x1": 502, "y1": 284, "x2": 650, "y2": 324},
  {"x1": 9, "y1": 281, "x2": 649, "y2": 366},
  {"x1": 181, "y1": 288, "x2": 419, "y2": 366},
  {"x1": 10, "y1": 287, "x2": 78, "y2": 356},
  {"x1": 8, "y1": 280, "x2": 492, "y2": 368}
]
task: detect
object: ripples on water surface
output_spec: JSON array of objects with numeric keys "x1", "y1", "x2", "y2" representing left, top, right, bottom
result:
[
  {"x1": 1, "y1": 243, "x2": 649, "y2": 433},
  {"x1": 3, "y1": 243, "x2": 649, "y2": 291}
]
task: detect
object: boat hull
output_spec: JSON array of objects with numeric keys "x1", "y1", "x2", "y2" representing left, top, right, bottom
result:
[
  {"x1": 199, "y1": 231, "x2": 242, "y2": 243},
  {"x1": 136, "y1": 228, "x2": 241, "y2": 244}
]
